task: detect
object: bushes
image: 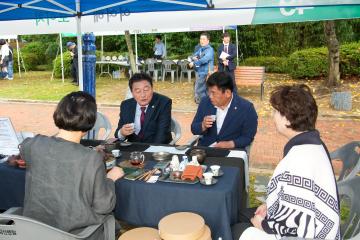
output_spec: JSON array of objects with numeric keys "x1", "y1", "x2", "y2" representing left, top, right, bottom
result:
[
  {"x1": 340, "y1": 42, "x2": 360, "y2": 76},
  {"x1": 242, "y1": 56, "x2": 287, "y2": 73},
  {"x1": 287, "y1": 47, "x2": 328, "y2": 79},
  {"x1": 243, "y1": 42, "x2": 359, "y2": 79},
  {"x1": 53, "y1": 51, "x2": 72, "y2": 78},
  {"x1": 21, "y1": 42, "x2": 47, "y2": 70}
]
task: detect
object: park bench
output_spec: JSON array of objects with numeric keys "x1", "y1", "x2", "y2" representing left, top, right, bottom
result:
[{"x1": 235, "y1": 66, "x2": 265, "y2": 100}]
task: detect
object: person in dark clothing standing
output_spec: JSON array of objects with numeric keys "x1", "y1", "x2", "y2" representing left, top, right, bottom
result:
[
  {"x1": 217, "y1": 32, "x2": 238, "y2": 94},
  {"x1": 67, "y1": 42, "x2": 78, "y2": 85}
]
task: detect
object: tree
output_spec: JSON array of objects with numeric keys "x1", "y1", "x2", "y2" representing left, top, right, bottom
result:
[
  {"x1": 124, "y1": 30, "x2": 137, "y2": 74},
  {"x1": 324, "y1": 20, "x2": 340, "y2": 87}
]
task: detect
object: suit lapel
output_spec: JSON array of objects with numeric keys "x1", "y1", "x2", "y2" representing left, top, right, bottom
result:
[
  {"x1": 142, "y1": 93, "x2": 157, "y2": 132},
  {"x1": 218, "y1": 95, "x2": 239, "y2": 136},
  {"x1": 129, "y1": 99, "x2": 137, "y2": 123}
]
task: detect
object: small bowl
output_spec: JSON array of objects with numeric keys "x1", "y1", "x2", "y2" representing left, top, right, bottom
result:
[
  {"x1": 152, "y1": 151, "x2": 172, "y2": 161},
  {"x1": 171, "y1": 171, "x2": 182, "y2": 179},
  {"x1": 189, "y1": 149, "x2": 206, "y2": 164}
]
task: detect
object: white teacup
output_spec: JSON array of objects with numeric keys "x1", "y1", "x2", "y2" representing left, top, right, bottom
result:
[
  {"x1": 105, "y1": 157, "x2": 116, "y2": 171},
  {"x1": 111, "y1": 149, "x2": 121, "y2": 158},
  {"x1": 210, "y1": 115, "x2": 216, "y2": 122},
  {"x1": 203, "y1": 172, "x2": 214, "y2": 185},
  {"x1": 210, "y1": 165, "x2": 221, "y2": 176}
]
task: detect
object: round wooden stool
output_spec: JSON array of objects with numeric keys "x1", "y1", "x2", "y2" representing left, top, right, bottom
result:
[
  {"x1": 118, "y1": 227, "x2": 161, "y2": 240},
  {"x1": 159, "y1": 212, "x2": 205, "y2": 240},
  {"x1": 196, "y1": 225, "x2": 211, "y2": 240}
]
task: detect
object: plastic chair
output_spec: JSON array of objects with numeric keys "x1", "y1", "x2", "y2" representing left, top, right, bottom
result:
[
  {"x1": 169, "y1": 117, "x2": 181, "y2": 145},
  {"x1": 178, "y1": 60, "x2": 194, "y2": 83},
  {"x1": 162, "y1": 60, "x2": 177, "y2": 83},
  {"x1": 84, "y1": 112, "x2": 112, "y2": 140},
  {"x1": 0, "y1": 207, "x2": 115, "y2": 240},
  {"x1": 338, "y1": 176, "x2": 360, "y2": 240},
  {"x1": 145, "y1": 58, "x2": 160, "y2": 82},
  {"x1": 331, "y1": 141, "x2": 360, "y2": 181}
]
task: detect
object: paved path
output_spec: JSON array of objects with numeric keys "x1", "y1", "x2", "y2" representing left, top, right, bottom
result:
[{"x1": 1, "y1": 101, "x2": 359, "y2": 169}]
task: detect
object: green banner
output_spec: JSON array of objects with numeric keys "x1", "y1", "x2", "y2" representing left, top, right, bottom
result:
[{"x1": 252, "y1": 4, "x2": 360, "y2": 24}]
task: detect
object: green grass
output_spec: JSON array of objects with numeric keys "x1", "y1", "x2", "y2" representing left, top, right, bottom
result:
[
  {"x1": 0, "y1": 71, "x2": 77, "y2": 101},
  {"x1": 0, "y1": 71, "x2": 129, "y2": 103}
]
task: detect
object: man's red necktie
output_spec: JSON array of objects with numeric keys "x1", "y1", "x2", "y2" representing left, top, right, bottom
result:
[{"x1": 138, "y1": 106, "x2": 146, "y2": 139}]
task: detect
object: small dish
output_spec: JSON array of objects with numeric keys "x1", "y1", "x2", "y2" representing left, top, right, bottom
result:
[
  {"x1": 200, "y1": 178, "x2": 218, "y2": 186},
  {"x1": 120, "y1": 142, "x2": 132, "y2": 147},
  {"x1": 175, "y1": 145, "x2": 188, "y2": 150},
  {"x1": 152, "y1": 151, "x2": 172, "y2": 161},
  {"x1": 211, "y1": 169, "x2": 224, "y2": 177}
]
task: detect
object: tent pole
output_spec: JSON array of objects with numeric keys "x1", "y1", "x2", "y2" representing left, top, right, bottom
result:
[
  {"x1": 59, "y1": 33, "x2": 65, "y2": 83},
  {"x1": 101, "y1": 35, "x2": 104, "y2": 60},
  {"x1": 164, "y1": 34, "x2": 167, "y2": 58},
  {"x1": 16, "y1": 38, "x2": 21, "y2": 78},
  {"x1": 76, "y1": 0, "x2": 84, "y2": 91},
  {"x1": 135, "y1": 33, "x2": 138, "y2": 72},
  {"x1": 236, "y1": 27, "x2": 239, "y2": 66}
]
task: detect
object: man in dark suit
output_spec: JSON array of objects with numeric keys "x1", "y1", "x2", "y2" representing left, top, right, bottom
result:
[
  {"x1": 115, "y1": 73, "x2": 172, "y2": 144},
  {"x1": 191, "y1": 72, "x2": 258, "y2": 149},
  {"x1": 217, "y1": 32, "x2": 237, "y2": 93}
]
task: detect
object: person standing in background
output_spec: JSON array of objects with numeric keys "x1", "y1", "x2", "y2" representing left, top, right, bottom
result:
[
  {"x1": 0, "y1": 39, "x2": 10, "y2": 79},
  {"x1": 153, "y1": 35, "x2": 166, "y2": 60},
  {"x1": 217, "y1": 32, "x2": 237, "y2": 93},
  {"x1": 189, "y1": 32, "x2": 214, "y2": 104},
  {"x1": 66, "y1": 41, "x2": 78, "y2": 85},
  {"x1": 7, "y1": 40, "x2": 14, "y2": 80}
]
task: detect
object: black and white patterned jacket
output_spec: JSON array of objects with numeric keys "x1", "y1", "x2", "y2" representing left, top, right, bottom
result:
[{"x1": 262, "y1": 131, "x2": 340, "y2": 239}]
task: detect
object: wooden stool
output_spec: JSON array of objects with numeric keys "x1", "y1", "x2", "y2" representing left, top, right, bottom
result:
[
  {"x1": 159, "y1": 212, "x2": 205, "y2": 240},
  {"x1": 197, "y1": 225, "x2": 211, "y2": 240},
  {"x1": 119, "y1": 227, "x2": 161, "y2": 240}
]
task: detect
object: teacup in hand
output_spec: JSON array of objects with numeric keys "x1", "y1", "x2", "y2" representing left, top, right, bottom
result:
[{"x1": 129, "y1": 151, "x2": 145, "y2": 166}]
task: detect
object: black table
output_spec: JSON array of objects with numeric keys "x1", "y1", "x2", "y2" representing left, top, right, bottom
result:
[{"x1": 0, "y1": 142, "x2": 246, "y2": 239}]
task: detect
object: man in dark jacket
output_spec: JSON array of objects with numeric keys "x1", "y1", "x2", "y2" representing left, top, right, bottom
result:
[
  {"x1": 217, "y1": 32, "x2": 237, "y2": 93},
  {"x1": 115, "y1": 73, "x2": 172, "y2": 144},
  {"x1": 67, "y1": 41, "x2": 78, "y2": 85}
]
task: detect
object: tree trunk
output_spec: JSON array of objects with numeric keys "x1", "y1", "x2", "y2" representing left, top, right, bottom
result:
[
  {"x1": 124, "y1": 30, "x2": 137, "y2": 74},
  {"x1": 323, "y1": 21, "x2": 340, "y2": 88}
]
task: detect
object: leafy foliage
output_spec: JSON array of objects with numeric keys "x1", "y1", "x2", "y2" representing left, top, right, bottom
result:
[
  {"x1": 287, "y1": 47, "x2": 328, "y2": 79},
  {"x1": 242, "y1": 56, "x2": 288, "y2": 73},
  {"x1": 340, "y1": 42, "x2": 360, "y2": 76},
  {"x1": 53, "y1": 51, "x2": 72, "y2": 78}
]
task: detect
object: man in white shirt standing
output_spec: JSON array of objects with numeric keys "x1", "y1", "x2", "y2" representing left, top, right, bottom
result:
[
  {"x1": 191, "y1": 72, "x2": 258, "y2": 149},
  {"x1": 153, "y1": 35, "x2": 166, "y2": 60}
]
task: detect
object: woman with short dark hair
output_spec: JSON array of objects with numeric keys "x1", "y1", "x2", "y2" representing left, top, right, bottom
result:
[
  {"x1": 20, "y1": 91, "x2": 124, "y2": 240},
  {"x1": 232, "y1": 85, "x2": 340, "y2": 240}
]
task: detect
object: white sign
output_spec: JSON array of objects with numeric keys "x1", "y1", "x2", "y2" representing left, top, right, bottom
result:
[{"x1": 0, "y1": 117, "x2": 20, "y2": 155}]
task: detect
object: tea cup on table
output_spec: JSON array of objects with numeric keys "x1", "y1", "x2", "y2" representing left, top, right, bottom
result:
[
  {"x1": 203, "y1": 172, "x2": 214, "y2": 185},
  {"x1": 105, "y1": 157, "x2": 116, "y2": 171},
  {"x1": 111, "y1": 149, "x2": 121, "y2": 158},
  {"x1": 129, "y1": 151, "x2": 145, "y2": 166},
  {"x1": 210, "y1": 165, "x2": 221, "y2": 176}
]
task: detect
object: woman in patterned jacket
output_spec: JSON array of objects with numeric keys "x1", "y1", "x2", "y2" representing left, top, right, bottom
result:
[{"x1": 232, "y1": 84, "x2": 340, "y2": 240}]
